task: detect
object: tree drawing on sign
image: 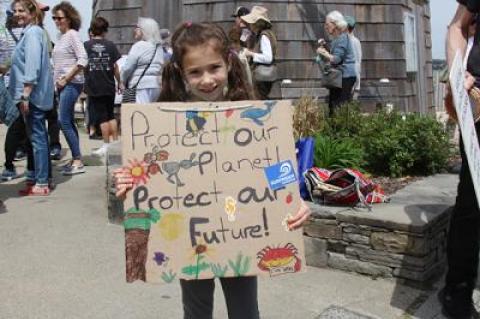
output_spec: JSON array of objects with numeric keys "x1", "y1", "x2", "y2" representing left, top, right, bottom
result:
[{"x1": 124, "y1": 207, "x2": 161, "y2": 282}]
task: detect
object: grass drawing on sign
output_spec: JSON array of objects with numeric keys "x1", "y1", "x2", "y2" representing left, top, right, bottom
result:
[
  {"x1": 210, "y1": 263, "x2": 229, "y2": 277},
  {"x1": 161, "y1": 270, "x2": 177, "y2": 283},
  {"x1": 228, "y1": 252, "x2": 251, "y2": 277},
  {"x1": 257, "y1": 243, "x2": 302, "y2": 277},
  {"x1": 182, "y1": 244, "x2": 211, "y2": 279}
]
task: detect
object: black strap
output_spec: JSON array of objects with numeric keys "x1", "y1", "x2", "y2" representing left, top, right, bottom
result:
[
  {"x1": 7, "y1": 28, "x2": 19, "y2": 43},
  {"x1": 129, "y1": 44, "x2": 159, "y2": 89}
]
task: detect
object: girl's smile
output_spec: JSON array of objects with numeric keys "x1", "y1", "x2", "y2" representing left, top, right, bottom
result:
[{"x1": 182, "y1": 41, "x2": 228, "y2": 101}]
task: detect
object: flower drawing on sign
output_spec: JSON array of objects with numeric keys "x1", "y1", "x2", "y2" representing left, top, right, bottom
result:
[
  {"x1": 224, "y1": 196, "x2": 237, "y2": 222},
  {"x1": 240, "y1": 100, "x2": 276, "y2": 126},
  {"x1": 153, "y1": 251, "x2": 170, "y2": 267},
  {"x1": 182, "y1": 243, "x2": 212, "y2": 279},
  {"x1": 257, "y1": 243, "x2": 302, "y2": 277},
  {"x1": 126, "y1": 159, "x2": 150, "y2": 185}
]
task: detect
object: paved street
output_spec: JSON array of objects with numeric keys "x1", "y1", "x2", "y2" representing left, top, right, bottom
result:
[{"x1": 0, "y1": 124, "x2": 476, "y2": 319}]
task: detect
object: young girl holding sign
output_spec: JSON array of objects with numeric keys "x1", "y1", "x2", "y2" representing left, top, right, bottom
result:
[{"x1": 114, "y1": 22, "x2": 310, "y2": 319}]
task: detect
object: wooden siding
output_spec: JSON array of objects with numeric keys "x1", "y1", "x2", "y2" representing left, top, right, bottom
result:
[{"x1": 93, "y1": 0, "x2": 433, "y2": 113}]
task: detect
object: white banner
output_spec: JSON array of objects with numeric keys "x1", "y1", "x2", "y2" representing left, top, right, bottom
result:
[{"x1": 449, "y1": 51, "x2": 480, "y2": 208}]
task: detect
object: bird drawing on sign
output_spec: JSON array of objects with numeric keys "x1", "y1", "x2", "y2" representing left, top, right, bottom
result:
[{"x1": 240, "y1": 100, "x2": 276, "y2": 126}]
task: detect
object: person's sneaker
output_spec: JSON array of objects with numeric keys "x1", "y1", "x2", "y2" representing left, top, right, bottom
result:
[
  {"x1": 50, "y1": 147, "x2": 62, "y2": 160},
  {"x1": 19, "y1": 184, "x2": 50, "y2": 196},
  {"x1": 14, "y1": 149, "x2": 26, "y2": 161},
  {"x1": 92, "y1": 143, "x2": 109, "y2": 157},
  {"x1": 62, "y1": 164, "x2": 85, "y2": 176},
  {"x1": 438, "y1": 284, "x2": 477, "y2": 319},
  {"x1": 1, "y1": 168, "x2": 18, "y2": 181}
]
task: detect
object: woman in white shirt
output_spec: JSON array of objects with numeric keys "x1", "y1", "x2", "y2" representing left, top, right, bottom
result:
[
  {"x1": 121, "y1": 17, "x2": 164, "y2": 104},
  {"x1": 241, "y1": 6, "x2": 277, "y2": 100}
]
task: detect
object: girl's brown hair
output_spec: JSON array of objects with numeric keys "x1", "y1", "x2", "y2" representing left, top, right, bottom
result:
[
  {"x1": 12, "y1": 0, "x2": 44, "y2": 26},
  {"x1": 159, "y1": 22, "x2": 255, "y2": 102},
  {"x1": 52, "y1": 1, "x2": 81, "y2": 31}
]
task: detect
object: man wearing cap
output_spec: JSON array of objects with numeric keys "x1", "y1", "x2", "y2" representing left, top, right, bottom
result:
[
  {"x1": 228, "y1": 6, "x2": 252, "y2": 51},
  {"x1": 345, "y1": 16, "x2": 362, "y2": 99}
]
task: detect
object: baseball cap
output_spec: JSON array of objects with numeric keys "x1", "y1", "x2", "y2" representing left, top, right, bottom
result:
[
  {"x1": 345, "y1": 15, "x2": 356, "y2": 28},
  {"x1": 231, "y1": 6, "x2": 250, "y2": 18}
]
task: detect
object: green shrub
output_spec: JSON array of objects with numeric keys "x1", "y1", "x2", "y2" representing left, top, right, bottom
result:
[{"x1": 313, "y1": 135, "x2": 364, "y2": 170}]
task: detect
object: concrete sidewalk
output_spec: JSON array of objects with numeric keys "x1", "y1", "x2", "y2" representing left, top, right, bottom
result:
[{"x1": 0, "y1": 124, "x2": 475, "y2": 319}]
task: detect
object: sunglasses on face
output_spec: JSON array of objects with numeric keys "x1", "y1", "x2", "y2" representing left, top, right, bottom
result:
[{"x1": 52, "y1": 16, "x2": 66, "y2": 21}]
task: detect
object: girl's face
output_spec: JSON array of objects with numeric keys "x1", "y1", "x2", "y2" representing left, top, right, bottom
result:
[
  {"x1": 53, "y1": 10, "x2": 69, "y2": 33},
  {"x1": 13, "y1": 2, "x2": 33, "y2": 27},
  {"x1": 182, "y1": 41, "x2": 228, "y2": 102}
]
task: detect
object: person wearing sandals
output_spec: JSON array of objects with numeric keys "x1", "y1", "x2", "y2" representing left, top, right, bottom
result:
[
  {"x1": 51, "y1": 1, "x2": 87, "y2": 175},
  {"x1": 121, "y1": 17, "x2": 164, "y2": 104},
  {"x1": 9, "y1": 0, "x2": 54, "y2": 196}
]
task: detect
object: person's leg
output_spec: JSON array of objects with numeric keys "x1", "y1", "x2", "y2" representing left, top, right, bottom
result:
[
  {"x1": 24, "y1": 104, "x2": 50, "y2": 192},
  {"x1": 180, "y1": 279, "x2": 215, "y2": 319},
  {"x1": 255, "y1": 82, "x2": 273, "y2": 100},
  {"x1": 4, "y1": 116, "x2": 25, "y2": 170},
  {"x1": 328, "y1": 87, "x2": 342, "y2": 116},
  {"x1": 220, "y1": 277, "x2": 260, "y2": 319},
  {"x1": 105, "y1": 95, "x2": 118, "y2": 141},
  {"x1": 338, "y1": 77, "x2": 356, "y2": 106},
  {"x1": 46, "y1": 101, "x2": 61, "y2": 151},
  {"x1": 442, "y1": 123, "x2": 480, "y2": 317},
  {"x1": 58, "y1": 83, "x2": 83, "y2": 165}
]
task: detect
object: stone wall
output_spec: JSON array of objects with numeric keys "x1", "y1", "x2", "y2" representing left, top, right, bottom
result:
[{"x1": 304, "y1": 200, "x2": 451, "y2": 283}]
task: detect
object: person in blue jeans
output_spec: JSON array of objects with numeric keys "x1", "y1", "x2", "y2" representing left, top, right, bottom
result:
[
  {"x1": 52, "y1": 1, "x2": 88, "y2": 175},
  {"x1": 9, "y1": 0, "x2": 54, "y2": 196}
]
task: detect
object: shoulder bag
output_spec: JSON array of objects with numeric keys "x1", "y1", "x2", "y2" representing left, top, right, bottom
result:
[
  {"x1": 319, "y1": 36, "x2": 352, "y2": 89},
  {"x1": 122, "y1": 44, "x2": 159, "y2": 104}
]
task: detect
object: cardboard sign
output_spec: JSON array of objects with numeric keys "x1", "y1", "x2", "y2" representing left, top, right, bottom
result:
[
  {"x1": 121, "y1": 100, "x2": 305, "y2": 283},
  {"x1": 449, "y1": 51, "x2": 480, "y2": 207}
]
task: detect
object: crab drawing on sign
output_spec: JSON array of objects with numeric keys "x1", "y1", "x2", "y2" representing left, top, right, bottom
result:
[
  {"x1": 162, "y1": 153, "x2": 199, "y2": 186},
  {"x1": 257, "y1": 243, "x2": 302, "y2": 277},
  {"x1": 240, "y1": 100, "x2": 276, "y2": 126}
]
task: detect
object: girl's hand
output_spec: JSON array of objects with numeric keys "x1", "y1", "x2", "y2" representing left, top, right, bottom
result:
[
  {"x1": 113, "y1": 167, "x2": 134, "y2": 200},
  {"x1": 287, "y1": 199, "x2": 311, "y2": 231}
]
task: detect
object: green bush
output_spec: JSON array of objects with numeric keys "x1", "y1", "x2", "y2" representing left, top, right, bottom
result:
[
  {"x1": 298, "y1": 99, "x2": 451, "y2": 177},
  {"x1": 313, "y1": 135, "x2": 364, "y2": 170}
]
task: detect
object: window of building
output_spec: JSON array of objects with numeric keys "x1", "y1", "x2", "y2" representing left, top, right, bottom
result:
[{"x1": 404, "y1": 12, "x2": 418, "y2": 73}]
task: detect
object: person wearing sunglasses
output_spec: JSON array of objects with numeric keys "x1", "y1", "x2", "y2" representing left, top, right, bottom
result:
[{"x1": 51, "y1": 1, "x2": 88, "y2": 176}]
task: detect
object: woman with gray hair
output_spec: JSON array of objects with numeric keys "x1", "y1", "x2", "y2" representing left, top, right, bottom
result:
[
  {"x1": 121, "y1": 17, "x2": 164, "y2": 103},
  {"x1": 316, "y1": 10, "x2": 356, "y2": 116}
]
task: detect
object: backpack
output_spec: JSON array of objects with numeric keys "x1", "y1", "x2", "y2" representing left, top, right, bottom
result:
[{"x1": 304, "y1": 167, "x2": 389, "y2": 209}]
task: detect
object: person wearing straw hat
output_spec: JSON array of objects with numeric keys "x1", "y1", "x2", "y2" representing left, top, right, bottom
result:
[{"x1": 241, "y1": 6, "x2": 277, "y2": 99}]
